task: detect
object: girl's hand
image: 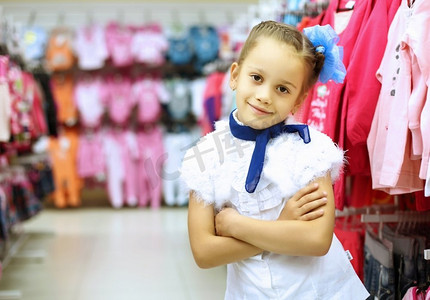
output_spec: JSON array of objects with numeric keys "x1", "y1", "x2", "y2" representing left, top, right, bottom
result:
[
  {"x1": 278, "y1": 182, "x2": 328, "y2": 221},
  {"x1": 215, "y1": 207, "x2": 241, "y2": 237}
]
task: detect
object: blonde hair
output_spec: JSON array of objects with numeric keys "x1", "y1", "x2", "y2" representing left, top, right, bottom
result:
[{"x1": 238, "y1": 20, "x2": 325, "y2": 93}]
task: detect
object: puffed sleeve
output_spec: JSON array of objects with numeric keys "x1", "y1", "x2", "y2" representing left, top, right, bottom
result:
[
  {"x1": 180, "y1": 136, "x2": 216, "y2": 205},
  {"x1": 264, "y1": 127, "x2": 345, "y2": 198}
]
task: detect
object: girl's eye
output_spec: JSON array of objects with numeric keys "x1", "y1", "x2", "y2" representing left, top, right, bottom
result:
[
  {"x1": 251, "y1": 74, "x2": 262, "y2": 82},
  {"x1": 278, "y1": 86, "x2": 290, "y2": 94}
]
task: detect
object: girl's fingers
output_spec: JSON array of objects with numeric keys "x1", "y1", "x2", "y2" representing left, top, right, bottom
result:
[
  {"x1": 296, "y1": 189, "x2": 327, "y2": 208},
  {"x1": 299, "y1": 198, "x2": 327, "y2": 215},
  {"x1": 300, "y1": 209, "x2": 324, "y2": 221},
  {"x1": 292, "y1": 183, "x2": 319, "y2": 202}
]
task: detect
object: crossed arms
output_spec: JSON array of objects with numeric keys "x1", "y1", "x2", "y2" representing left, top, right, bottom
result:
[{"x1": 187, "y1": 174, "x2": 335, "y2": 269}]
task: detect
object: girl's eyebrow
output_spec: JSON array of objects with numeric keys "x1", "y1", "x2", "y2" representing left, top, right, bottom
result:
[{"x1": 280, "y1": 79, "x2": 297, "y2": 89}]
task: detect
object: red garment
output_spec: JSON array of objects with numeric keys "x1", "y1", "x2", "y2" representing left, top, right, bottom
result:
[
  {"x1": 297, "y1": 0, "x2": 375, "y2": 210},
  {"x1": 201, "y1": 72, "x2": 225, "y2": 135},
  {"x1": 341, "y1": 0, "x2": 401, "y2": 177},
  {"x1": 22, "y1": 72, "x2": 48, "y2": 138},
  {"x1": 334, "y1": 227, "x2": 365, "y2": 281},
  {"x1": 415, "y1": 190, "x2": 430, "y2": 212},
  {"x1": 348, "y1": 175, "x2": 394, "y2": 207}
]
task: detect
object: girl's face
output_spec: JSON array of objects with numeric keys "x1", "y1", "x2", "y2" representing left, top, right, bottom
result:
[{"x1": 230, "y1": 36, "x2": 308, "y2": 130}]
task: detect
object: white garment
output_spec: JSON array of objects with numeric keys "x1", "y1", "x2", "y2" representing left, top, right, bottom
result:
[
  {"x1": 162, "y1": 132, "x2": 194, "y2": 206},
  {"x1": 103, "y1": 133, "x2": 125, "y2": 208},
  {"x1": 74, "y1": 78, "x2": 104, "y2": 128},
  {"x1": 180, "y1": 117, "x2": 369, "y2": 299},
  {"x1": 74, "y1": 25, "x2": 108, "y2": 70}
]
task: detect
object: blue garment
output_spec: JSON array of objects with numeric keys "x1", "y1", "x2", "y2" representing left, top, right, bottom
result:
[
  {"x1": 189, "y1": 25, "x2": 219, "y2": 71},
  {"x1": 168, "y1": 35, "x2": 193, "y2": 65},
  {"x1": 229, "y1": 110, "x2": 310, "y2": 193},
  {"x1": 21, "y1": 26, "x2": 48, "y2": 61},
  {"x1": 364, "y1": 230, "x2": 396, "y2": 300}
]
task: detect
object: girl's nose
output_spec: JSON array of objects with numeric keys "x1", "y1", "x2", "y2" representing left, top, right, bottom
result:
[{"x1": 255, "y1": 84, "x2": 272, "y2": 104}]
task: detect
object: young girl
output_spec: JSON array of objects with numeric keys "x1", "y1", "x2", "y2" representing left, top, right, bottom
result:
[{"x1": 181, "y1": 21, "x2": 369, "y2": 299}]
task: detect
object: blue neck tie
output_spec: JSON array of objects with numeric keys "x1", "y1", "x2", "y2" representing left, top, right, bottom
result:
[{"x1": 229, "y1": 110, "x2": 311, "y2": 193}]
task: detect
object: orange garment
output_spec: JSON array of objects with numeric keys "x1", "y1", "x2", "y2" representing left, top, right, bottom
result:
[
  {"x1": 51, "y1": 72, "x2": 77, "y2": 125},
  {"x1": 45, "y1": 27, "x2": 76, "y2": 72},
  {"x1": 48, "y1": 127, "x2": 81, "y2": 208}
]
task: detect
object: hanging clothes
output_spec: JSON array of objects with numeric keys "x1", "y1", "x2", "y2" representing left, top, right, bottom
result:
[
  {"x1": 45, "y1": 26, "x2": 76, "y2": 72},
  {"x1": 47, "y1": 128, "x2": 81, "y2": 208},
  {"x1": 296, "y1": 0, "x2": 375, "y2": 209},
  {"x1": 367, "y1": 0, "x2": 428, "y2": 195},
  {"x1": 136, "y1": 125, "x2": 165, "y2": 209},
  {"x1": 51, "y1": 72, "x2": 78, "y2": 125},
  {"x1": 74, "y1": 24, "x2": 108, "y2": 70}
]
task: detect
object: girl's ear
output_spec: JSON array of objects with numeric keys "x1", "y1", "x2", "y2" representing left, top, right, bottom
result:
[
  {"x1": 292, "y1": 92, "x2": 308, "y2": 114},
  {"x1": 229, "y1": 62, "x2": 239, "y2": 90}
]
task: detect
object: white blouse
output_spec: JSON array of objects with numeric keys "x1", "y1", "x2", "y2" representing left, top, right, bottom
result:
[{"x1": 181, "y1": 117, "x2": 369, "y2": 299}]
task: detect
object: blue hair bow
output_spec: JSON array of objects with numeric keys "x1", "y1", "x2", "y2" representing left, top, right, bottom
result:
[{"x1": 303, "y1": 25, "x2": 346, "y2": 84}]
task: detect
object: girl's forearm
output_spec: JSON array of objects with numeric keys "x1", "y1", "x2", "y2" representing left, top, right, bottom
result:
[
  {"x1": 226, "y1": 175, "x2": 335, "y2": 256},
  {"x1": 188, "y1": 191, "x2": 262, "y2": 269},
  {"x1": 231, "y1": 216, "x2": 333, "y2": 256},
  {"x1": 191, "y1": 234, "x2": 262, "y2": 269}
]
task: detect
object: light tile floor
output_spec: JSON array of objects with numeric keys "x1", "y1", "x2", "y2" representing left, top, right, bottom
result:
[{"x1": 0, "y1": 207, "x2": 226, "y2": 300}]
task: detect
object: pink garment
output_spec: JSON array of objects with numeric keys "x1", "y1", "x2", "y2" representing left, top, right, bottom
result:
[
  {"x1": 0, "y1": 56, "x2": 11, "y2": 142},
  {"x1": 74, "y1": 25, "x2": 108, "y2": 70},
  {"x1": 131, "y1": 24, "x2": 168, "y2": 66},
  {"x1": 402, "y1": 286, "x2": 425, "y2": 300},
  {"x1": 136, "y1": 125, "x2": 165, "y2": 208},
  {"x1": 385, "y1": 0, "x2": 430, "y2": 182},
  {"x1": 74, "y1": 76, "x2": 105, "y2": 128},
  {"x1": 105, "y1": 22, "x2": 134, "y2": 67},
  {"x1": 101, "y1": 74, "x2": 134, "y2": 125},
  {"x1": 77, "y1": 130, "x2": 105, "y2": 178},
  {"x1": 400, "y1": 0, "x2": 430, "y2": 180},
  {"x1": 8, "y1": 62, "x2": 25, "y2": 137},
  {"x1": 132, "y1": 76, "x2": 168, "y2": 124},
  {"x1": 367, "y1": 0, "x2": 424, "y2": 194}
]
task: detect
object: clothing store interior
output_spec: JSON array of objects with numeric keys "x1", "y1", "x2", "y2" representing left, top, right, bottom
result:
[{"x1": 0, "y1": 0, "x2": 429, "y2": 299}]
